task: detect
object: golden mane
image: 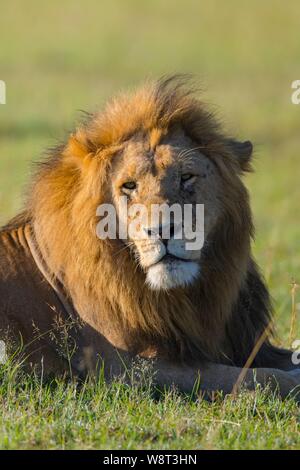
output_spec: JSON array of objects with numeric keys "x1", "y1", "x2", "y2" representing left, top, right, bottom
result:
[{"x1": 27, "y1": 76, "x2": 267, "y2": 364}]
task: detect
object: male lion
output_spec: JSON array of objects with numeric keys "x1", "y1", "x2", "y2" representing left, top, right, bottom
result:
[{"x1": 0, "y1": 76, "x2": 299, "y2": 400}]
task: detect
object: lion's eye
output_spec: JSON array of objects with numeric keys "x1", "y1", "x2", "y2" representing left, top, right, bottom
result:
[
  {"x1": 181, "y1": 174, "x2": 194, "y2": 183},
  {"x1": 122, "y1": 181, "x2": 137, "y2": 191}
]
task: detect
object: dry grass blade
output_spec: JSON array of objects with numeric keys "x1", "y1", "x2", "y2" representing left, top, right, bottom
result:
[
  {"x1": 231, "y1": 321, "x2": 273, "y2": 396},
  {"x1": 288, "y1": 279, "x2": 299, "y2": 346}
]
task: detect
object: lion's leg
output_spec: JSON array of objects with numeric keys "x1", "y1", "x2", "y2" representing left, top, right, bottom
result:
[
  {"x1": 254, "y1": 342, "x2": 300, "y2": 371},
  {"x1": 151, "y1": 360, "x2": 300, "y2": 402},
  {"x1": 69, "y1": 331, "x2": 300, "y2": 401}
]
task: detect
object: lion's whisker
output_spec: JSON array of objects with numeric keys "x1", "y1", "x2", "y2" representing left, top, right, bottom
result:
[
  {"x1": 177, "y1": 145, "x2": 206, "y2": 160},
  {"x1": 112, "y1": 242, "x2": 135, "y2": 257}
]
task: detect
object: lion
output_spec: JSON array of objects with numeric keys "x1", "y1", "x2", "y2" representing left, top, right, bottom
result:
[{"x1": 0, "y1": 76, "x2": 299, "y2": 400}]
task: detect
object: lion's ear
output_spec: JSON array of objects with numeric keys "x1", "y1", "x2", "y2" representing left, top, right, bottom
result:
[
  {"x1": 227, "y1": 139, "x2": 253, "y2": 172},
  {"x1": 64, "y1": 131, "x2": 94, "y2": 167}
]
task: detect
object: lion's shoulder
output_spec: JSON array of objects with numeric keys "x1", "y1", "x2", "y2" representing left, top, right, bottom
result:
[
  {"x1": 0, "y1": 217, "x2": 32, "y2": 274},
  {"x1": 0, "y1": 217, "x2": 59, "y2": 321},
  {"x1": 0, "y1": 217, "x2": 74, "y2": 372}
]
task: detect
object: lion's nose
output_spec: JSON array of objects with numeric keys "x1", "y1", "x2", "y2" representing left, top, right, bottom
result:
[{"x1": 146, "y1": 223, "x2": 175, "y2": 245}]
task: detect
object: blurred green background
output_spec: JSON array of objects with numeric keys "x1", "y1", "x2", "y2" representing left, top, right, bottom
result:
[{"x1": 0, "y1": 0, "x2": 299, "y2": 341}]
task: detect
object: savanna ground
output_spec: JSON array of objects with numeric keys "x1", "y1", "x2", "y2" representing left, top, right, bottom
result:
[{"x1": 0, "y1": 0, "x2": 300, "y2": 450}]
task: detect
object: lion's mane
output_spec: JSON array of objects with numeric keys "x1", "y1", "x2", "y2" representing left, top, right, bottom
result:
[{"x1": 21, "y1": 76, "x2": 272, "y2": 365}]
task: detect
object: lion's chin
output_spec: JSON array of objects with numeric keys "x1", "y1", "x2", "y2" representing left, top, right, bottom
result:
[{"x1": 146, "y1": 258, "x2": 199, "y2": 290}]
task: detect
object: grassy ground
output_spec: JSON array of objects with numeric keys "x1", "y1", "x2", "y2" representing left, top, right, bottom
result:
[
  {"x1": 1, "y1": 365, "x2": 300, "y2": 450},
  {"x1": 0, "y1": 0, "x2": 300, "y2": 449}
]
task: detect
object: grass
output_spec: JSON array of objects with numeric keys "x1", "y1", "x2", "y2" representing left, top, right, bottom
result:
[
  {"x1": 0, "y1": 0, "x2": 300, "y2": 450},
  {"x1": 0, "y1": 364, "x2": 299, "y2": 450}
]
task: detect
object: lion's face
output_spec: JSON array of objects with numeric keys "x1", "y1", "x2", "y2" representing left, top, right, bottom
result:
[{"x1": 110, "y1": 129, "x2": 222, "y2": 290}]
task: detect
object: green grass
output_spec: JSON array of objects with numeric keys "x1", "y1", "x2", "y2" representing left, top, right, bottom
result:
[
  {"x1": 0, "y1": 364, "x2": 299, "y2": 450},
  {"x1": 0, "y1": 0, "x2": 300, "y2": 450}
]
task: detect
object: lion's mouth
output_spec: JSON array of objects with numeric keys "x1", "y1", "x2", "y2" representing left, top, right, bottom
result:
[
  {"x1": 147, "y1": 253, "x2": 194, "y2": 269},
  {"x1": 160, "y1": 253, "x2": 191, "y2": 264}
]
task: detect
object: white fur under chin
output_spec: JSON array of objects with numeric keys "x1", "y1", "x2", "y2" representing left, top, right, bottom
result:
[{"x1": 146, "y1": 260, "x2": 199, "y2": 290}]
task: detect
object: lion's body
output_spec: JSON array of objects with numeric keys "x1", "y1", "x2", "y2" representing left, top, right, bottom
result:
[
  {"x1": 0, "y1": 220, "x2": 67, "y2": 374},
  {"x1": 0, "y1": 77, "x2": 299, "y2": 398},
  {"x1": 0, "y1": 217, "x2": 273, "y2": 369},
  {"x1": 0, "y1": 218, "x2": 135, "y2": 378}
]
